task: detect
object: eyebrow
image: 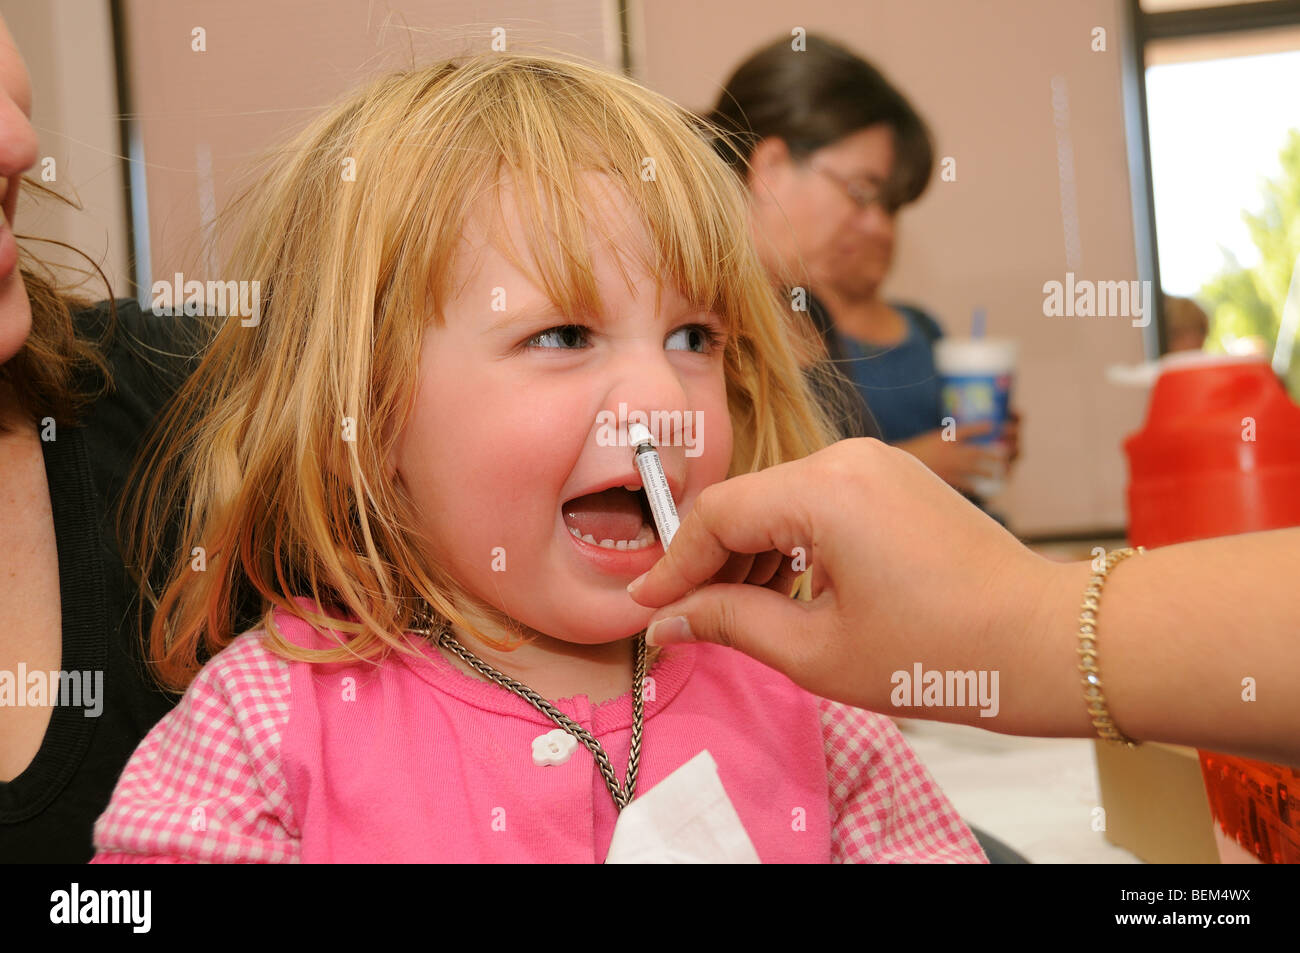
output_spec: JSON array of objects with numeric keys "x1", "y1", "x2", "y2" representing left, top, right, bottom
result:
[{"x1": 486, "y1": 300, "x2": 565, "y2": 333}]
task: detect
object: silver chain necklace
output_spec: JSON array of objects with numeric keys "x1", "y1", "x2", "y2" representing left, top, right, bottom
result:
[{"x1": 411, "y1": 613, "x2": 648, "y2": 812}]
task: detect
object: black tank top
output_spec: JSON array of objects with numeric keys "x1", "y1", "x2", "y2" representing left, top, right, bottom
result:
[{"x1": 0, "y1": 298, "x2": 195, "y2": 862}]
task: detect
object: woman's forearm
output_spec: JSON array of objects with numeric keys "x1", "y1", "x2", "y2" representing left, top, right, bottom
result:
[{"x1": 1011, "y1": 528, "x2": 1300, "y2": 766}]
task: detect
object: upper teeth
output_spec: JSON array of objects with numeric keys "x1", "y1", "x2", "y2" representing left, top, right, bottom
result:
[{"x1": 569, "y1": 523, "x2": 656, "y2": 550}]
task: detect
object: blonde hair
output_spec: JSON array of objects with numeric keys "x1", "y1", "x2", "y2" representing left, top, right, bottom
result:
[{"x1": 127, "y1": 50, "x2": 846, "y2": 692}]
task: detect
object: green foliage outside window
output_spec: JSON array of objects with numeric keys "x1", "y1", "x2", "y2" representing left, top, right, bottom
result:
[{"x1": 1198, "y1": 128, "x2": 1300, "y2": 401}]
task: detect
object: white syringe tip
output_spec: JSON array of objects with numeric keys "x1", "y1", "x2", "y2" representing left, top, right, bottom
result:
[{"x1": 628, "y1": 423, "x2": 653, "y2": 447}]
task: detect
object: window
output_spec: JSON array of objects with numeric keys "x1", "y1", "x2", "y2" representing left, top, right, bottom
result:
[{"x1": 1124, "y1": 1, "x2": 1300, "y2": 396}]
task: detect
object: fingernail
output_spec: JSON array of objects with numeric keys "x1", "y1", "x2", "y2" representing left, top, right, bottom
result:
[
  {"x1": 646, "y1": 616, "x2": 693, "y2": 646},
  {"x1": 626, "y1": 571, "x2": 649, "y2": 596}
]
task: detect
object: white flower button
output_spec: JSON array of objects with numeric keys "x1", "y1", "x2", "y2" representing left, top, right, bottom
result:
[{"x1": 532, "y1": 729, "x2": 579, "y2": 766}]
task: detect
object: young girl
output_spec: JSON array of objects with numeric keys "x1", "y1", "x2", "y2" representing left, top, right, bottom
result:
[{"x1": 92, "y1": 52, "x2": 986, "y2": 863}]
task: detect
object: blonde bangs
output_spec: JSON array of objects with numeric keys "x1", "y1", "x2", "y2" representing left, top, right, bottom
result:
[{"x1": 459, "y1": 69, "x2": 748, "y2": 339}]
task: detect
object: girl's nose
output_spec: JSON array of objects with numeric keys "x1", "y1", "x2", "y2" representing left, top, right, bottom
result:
[{"x1": 606, "y1": 351, "x2": 694, "y2": 444}]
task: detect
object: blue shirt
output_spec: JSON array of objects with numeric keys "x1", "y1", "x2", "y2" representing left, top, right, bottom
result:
[{"x1": 833, "y1": 304, "x2": 944, "y2": 444}]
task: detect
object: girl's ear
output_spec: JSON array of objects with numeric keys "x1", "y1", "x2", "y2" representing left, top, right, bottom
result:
[{"x1": 387, "y1": 391, "x2": 419, "y2": 483}]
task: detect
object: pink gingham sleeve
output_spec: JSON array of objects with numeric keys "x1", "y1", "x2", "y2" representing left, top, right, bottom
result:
[
  {"x1": 819, "y1": 698, "x2": 987, "y2": 863},
  {"x1": 90, "y1": 632, "x2": 300, "y2": 863}
]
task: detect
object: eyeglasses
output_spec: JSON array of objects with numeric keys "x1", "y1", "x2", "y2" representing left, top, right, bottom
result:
[{"x1": 808, "y1": 160, "x2": 898, "y2": 215}]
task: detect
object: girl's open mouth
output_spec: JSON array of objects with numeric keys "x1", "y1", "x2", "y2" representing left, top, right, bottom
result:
[{"x1": 562, "y1": 487, "x2": 658, "y2": 551}]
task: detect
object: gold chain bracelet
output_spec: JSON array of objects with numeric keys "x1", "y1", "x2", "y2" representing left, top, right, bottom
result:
[{"x1": 1079, "y1": 546, "x2": 1145, "y2": 748}]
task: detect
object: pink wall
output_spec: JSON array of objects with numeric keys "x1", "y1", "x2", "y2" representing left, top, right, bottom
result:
[
  {"x1": 3, "y1": 0, "x2": 129, "y2": 296},
  {"x1": 121, "y1": 0, "x2": 615, "y2": 287}
]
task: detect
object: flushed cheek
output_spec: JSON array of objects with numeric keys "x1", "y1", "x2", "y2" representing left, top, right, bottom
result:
[
  {"x1": 412, "y1": 449, "x2": 558, "y2": 608},
  {"x1": 403, "y1": 377, "x2": 583, "y2": 587},
  {"x1": 416, "y1": 432, "x2": 546, "y2": 543},
  {"x1": 680, "y1": 393, "x2": 732, "y2": 515}
]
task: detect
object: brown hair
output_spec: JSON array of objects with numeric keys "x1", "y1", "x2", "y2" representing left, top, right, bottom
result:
[
  {"x1": 1161, "y1": 294, "x2": 1209, "y2": 340},
  {"x1": 705, "y1": 33, "x2": 934, "y2": 212},
  {"x1": 0, "y1": 180, "x2": 114, "y2": 428}
]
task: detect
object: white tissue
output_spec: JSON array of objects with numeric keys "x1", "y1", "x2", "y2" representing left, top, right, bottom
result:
[{"x1": 604, "y1": 749, "x2": 761, "y2": 864}]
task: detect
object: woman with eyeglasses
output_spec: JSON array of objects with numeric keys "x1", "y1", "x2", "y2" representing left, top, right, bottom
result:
[{"x1": 706, "y1": 33, "x2": 1020, "y2": 500}]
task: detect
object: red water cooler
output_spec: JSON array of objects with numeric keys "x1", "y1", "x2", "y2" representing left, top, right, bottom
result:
[{"x1": 1124, "y1": 354, "x2": 1300, "y2": 862}]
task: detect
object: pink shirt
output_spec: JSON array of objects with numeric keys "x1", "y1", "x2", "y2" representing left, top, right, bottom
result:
[{"x1": 91, "y1": 604, "x2": 986, "y2": 863}]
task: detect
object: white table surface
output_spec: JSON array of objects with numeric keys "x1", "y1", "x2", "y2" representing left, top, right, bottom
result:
[{"x1": 896, "y1": 718, "x2": 1142, "y2": 863}]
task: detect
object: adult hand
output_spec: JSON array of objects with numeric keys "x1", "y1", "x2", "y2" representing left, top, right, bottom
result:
[
  {"x1": 626, "y1": 438, "x2": 1058, "y2": 729},
  {"x1": 630, "y1": 438, "x2": 1300, "y2": 764},
  {"x1": 1003, "y1": 409, "x2": 1022, "y2": 466},
  {"x1": 893, "y1": 422, "x2": 1006, "y2": 493}
]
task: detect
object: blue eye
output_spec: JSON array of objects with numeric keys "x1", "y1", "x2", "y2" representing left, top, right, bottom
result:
[
  {"x1": 666, "y1": 324, "x2": 724, "y2": 354},
  {"x1": 526, "y1": 325, "x2": 591, "y2": 349}
]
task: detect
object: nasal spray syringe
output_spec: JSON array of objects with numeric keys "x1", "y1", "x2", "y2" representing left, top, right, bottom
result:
[
  {"x1": 628, "y1": 422, "x2": 679, "y2": 549},
  {"x1": 628, "y1": 424, "x2": 811, "y2": 601}
]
